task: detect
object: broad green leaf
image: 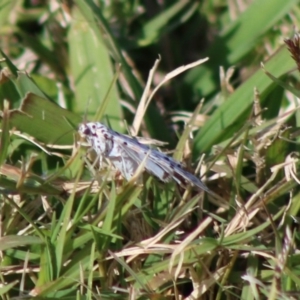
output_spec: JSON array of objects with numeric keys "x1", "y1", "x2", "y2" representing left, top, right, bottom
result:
[
  {"x1": 72, "y1": 0, "x2": 173, "y2": 143},
  {"x1": 9, "y1": 93, "x2": 81, "y2": 145},
  {"x1": 68, "y1": 4, "x2": 122, "y2": 130}
]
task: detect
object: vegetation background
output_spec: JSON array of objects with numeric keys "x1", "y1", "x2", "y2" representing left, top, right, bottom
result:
[{"x1": 1, "y1": 0, "x2": 300, "y2": 299}]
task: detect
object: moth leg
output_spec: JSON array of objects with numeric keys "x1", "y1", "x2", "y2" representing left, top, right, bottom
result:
[
  {"x1": 120, "y1": 156, "x2": 129, "y2": 179},
  {"x1": 91, "y1": 154, "x2": 102, "y2": 170},
  {"x1": 82, "y1": 153, "x2": 97, "y2": 177},
  {"x1": 112, "y1": 154, "x2": 136, "y2": 181},
  {"x1": 80, "y1": 147, "x2": 102, "y2": 174}
]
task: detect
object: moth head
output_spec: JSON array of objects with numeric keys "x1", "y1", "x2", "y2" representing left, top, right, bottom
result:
[
  {"x1": 78, "y1": 122, "x2": 108, "y2": 154},
  {"x1": 78, "y1": 123, "x2": 92, "y2": 137},
  {"x1": 79, "y1": 122, "x2": 103, "y2": 139}
]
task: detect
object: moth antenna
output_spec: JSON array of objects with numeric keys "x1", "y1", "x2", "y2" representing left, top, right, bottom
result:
[
  {"x1": 47, "y1": 128, "x2": 75, "y2": 149},
  {"x1": 123, "y1": 119, "x2": 133, "y2": 137},
  {"x1": 93, "y1": 64, "x2": 122, "y2": 122},
  {"x1": 104, "y1": 115, "x2": 111, "y2": 128},
  {"x1": 83, "y1": 97, "x2": 92, "y2": 124}
]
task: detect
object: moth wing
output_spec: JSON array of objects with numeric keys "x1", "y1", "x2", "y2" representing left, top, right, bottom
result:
[
  {"x1": 106, "y1": 141, "x2": 140, "y2": 181},
  {"x1": 114, "y1": 136, "x2": 173, "y2": 182},
  {"x1": 147, "y1": 150, "x2": 211, "y2": 193},
  {"x1": 114, "y1": 134, "x2": 210, "y2": 193},
  {"x1": 93, "y1": 128, "x2": 139, "y2": 180}
]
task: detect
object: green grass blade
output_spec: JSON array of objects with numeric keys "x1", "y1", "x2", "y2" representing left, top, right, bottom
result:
[
  {"x1": 68, "y1": 5, "x2": 122, "y2": 130},
  {"x1": 73, "y1": 0, "x2": 173, "y2": 142},
  {"x1": 194, "y1": 47, "x2": 295, "y2": 154},
  {"x1": 183, "y1": 0, "x2": 299, "y2": 97},
  {"x1": 0, "y1": 100, "x2": 10, "y2": 166}
]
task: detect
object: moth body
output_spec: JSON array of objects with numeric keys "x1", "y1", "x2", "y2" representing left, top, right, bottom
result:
[{"x1": 78, "y1": 122, "x2": 211, "y2": 193}]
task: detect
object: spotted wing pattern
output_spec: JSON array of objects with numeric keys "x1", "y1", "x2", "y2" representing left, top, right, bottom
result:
[{"x1": 78, "y1": 122, "x2": 211, "y2": 193}]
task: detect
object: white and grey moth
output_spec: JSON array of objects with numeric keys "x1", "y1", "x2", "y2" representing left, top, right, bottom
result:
[{"x1": 78, "y1": 122, "x2": 211, "y2": 193}]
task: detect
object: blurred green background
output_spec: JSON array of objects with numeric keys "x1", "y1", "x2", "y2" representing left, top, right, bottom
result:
[{"x1": 1, "y1": 0, "x2": 300, "y2": 299}]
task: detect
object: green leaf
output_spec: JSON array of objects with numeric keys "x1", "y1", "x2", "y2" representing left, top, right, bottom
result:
[
  {"x1": 194, "y1": 47, "x2": 295, "y2": 154},
  {"x1": 0, "y1": 175, "x2": 64, "y2": 195},
  {"x1": 0, "y1": 100, "x2": 10, "y2": 166},
  {"x1": 0, "y1": 235, "x2": 42, "y2": 251},
  {"x1": 68, "y1": 3, "x2": 122, "y2": 130},
  {"x1": 183, "y1": 0, "x2": 299, "y2": 97},
  {"x1": 9, "y1": 93, "x2": 81, "y2": 145},
  {"x1": 134, "y1": 1, "x2": 199, "y2": 46},
  {"x1": 0, "y1": 281, "x2": 18, "y2": 296},
  {"x1": 72, "y1": 0, "x2": 173, "y2": 143}
]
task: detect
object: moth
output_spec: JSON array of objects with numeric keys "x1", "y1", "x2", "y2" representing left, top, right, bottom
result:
[{"x1": 78, "y1": 122, "x2": 211, "y2": 193}]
